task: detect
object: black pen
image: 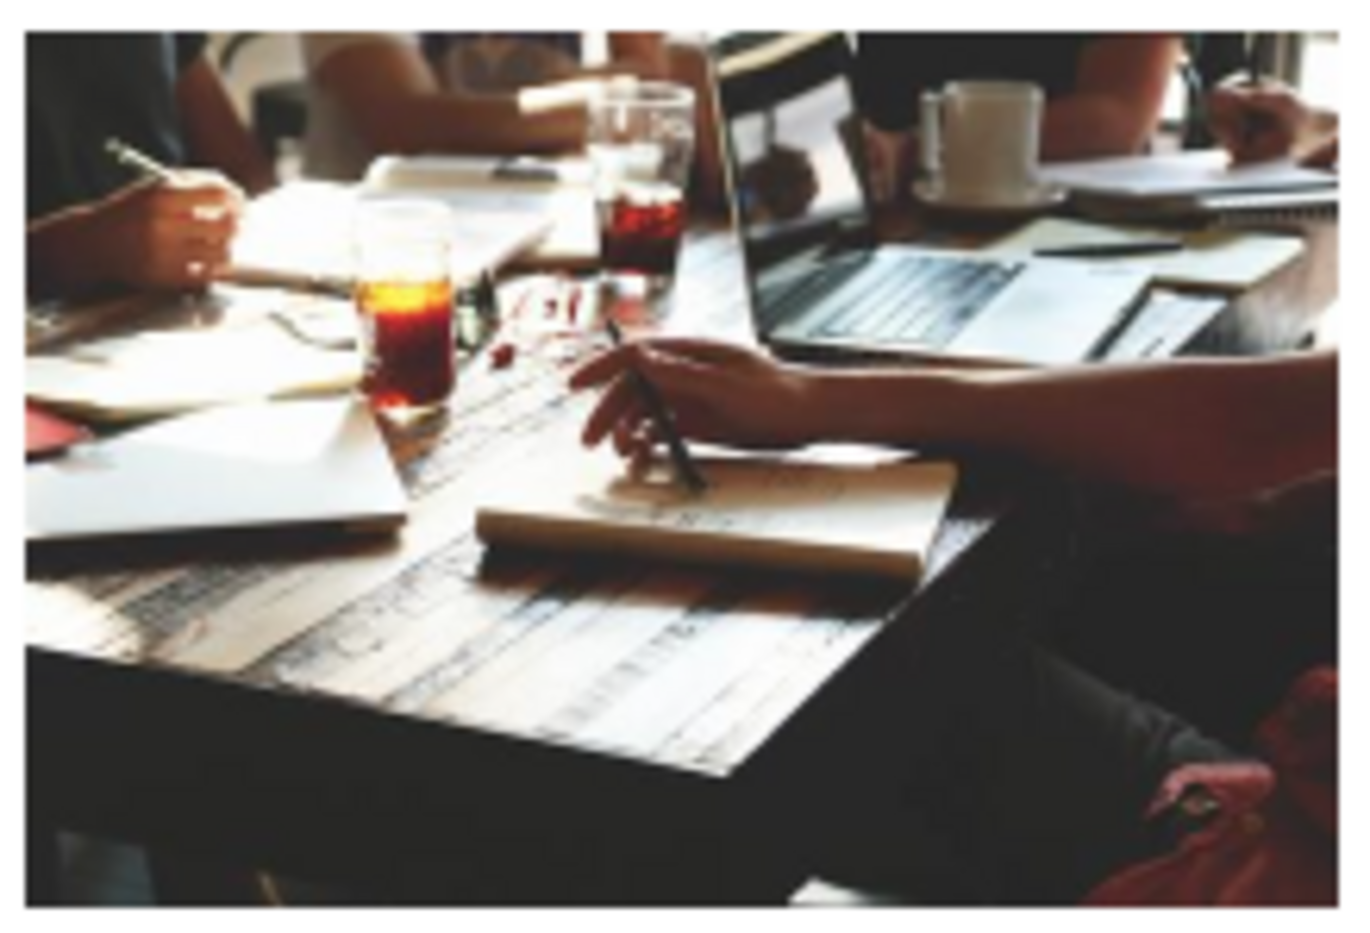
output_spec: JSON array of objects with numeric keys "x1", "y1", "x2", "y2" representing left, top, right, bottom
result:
[
  {"x1": 105, "y1": 137, "x2": 179, "y2": 184},
  {"x1": 1034, "y1": 239, "x2": 1184, "y2": 259},
  {"x1": 604, "y1": 317, "x2": 708, "y2": 495},
  {"x1": 1245, "y1": 32, "x2": 1265, "y2": 87}
]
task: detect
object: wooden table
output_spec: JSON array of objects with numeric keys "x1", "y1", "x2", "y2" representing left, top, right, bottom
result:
[{"x1": 26, "y1": 214, "x2": 1337, "y2": 904}]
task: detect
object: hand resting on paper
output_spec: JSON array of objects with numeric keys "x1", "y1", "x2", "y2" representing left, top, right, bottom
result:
[
  {"x1": 1208, "y1": 81, "x2": 1338, "y2": 169},
  {"x1": 570, "y1": 338, "x2": 821, "y2": 464}
]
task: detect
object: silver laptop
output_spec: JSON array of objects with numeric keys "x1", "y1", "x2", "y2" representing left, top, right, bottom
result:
[{"x1": 710, "y1": 33, "x2": 1150, "y2": 366}]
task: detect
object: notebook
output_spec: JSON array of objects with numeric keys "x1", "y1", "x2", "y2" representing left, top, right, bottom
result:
[
  {"x1": 1039, "y1": 150, "x2": 1339, "y2": 222},
  {"x1": 230, "y1": 180, "x2": 556, "y2": 293},
  {"x1": 709, "y1": 32, "x2": 1150, "y2": 367},
  {"x1": 26, "y1": 397, "x2": 407, "y2": 544},
  {"x1": 363, "y1": 155, "x2": 599, "y2": 271},
  {"x1": 25, "y1": 297, "x2": 362, "y2": 424},
  {"x1": 476, "y1": 447, "x2": 956, "y2": 582}
]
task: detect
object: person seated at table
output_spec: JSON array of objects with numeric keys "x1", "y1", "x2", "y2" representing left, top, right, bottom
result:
[
  {"x1": 300, "y1": 32, "x2": 673, "y2": 181},
  {"x1": 569, "y1": 339, "x2": 1335, "y2": 904},
  {"x1": 1207, "y1": 79, "x2": 1339, "y2": 167},
  {"x1": 26, "y1": 32, "x2": 277, "y2": 300},
  {"x1": 855, "y1": 33, "x2": 1181, "y2": 202}
]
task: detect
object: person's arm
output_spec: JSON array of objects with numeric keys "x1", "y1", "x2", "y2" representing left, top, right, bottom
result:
[
  {"x1": 605, "y1": 32, "x2": 671, "y2": 79},
  {"x1": 571, "y1": 339, "x2": 1335, "y2": 501},
  {"x1": 1039, "y1": 34, "x2": 1182, "y2": 160},
  {"x1": 311, "y1": 36, "x2": 589, "y2": 156},
  {"x1": 176, "y1": 53, "x2": 278, "y2": 195}
]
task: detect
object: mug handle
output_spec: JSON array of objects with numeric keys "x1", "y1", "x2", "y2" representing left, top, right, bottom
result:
[{"x1": 919, "y1": 90, "x2": 943, "y2": 182}]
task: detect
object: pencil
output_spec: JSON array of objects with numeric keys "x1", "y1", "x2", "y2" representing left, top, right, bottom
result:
[
  {"x1": 604, "y1": 317, "x2": 708, "y2": 494},
  {"x1": 104, "y1": 137, "x2": 179, "y2": 184}
]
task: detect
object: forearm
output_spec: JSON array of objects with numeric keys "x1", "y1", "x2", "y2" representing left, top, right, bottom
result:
[
  {"x1": 808, "y1": 354, "x2": 1336, "y2": 498},
  {"x1": 27, "y1": 205, "x2": 115, "y2": 299},
  {"x1": 360, "y1": 92, "x2": 587, "y2": 156},
  {"x1": 1044, "y1": 35, "x2": 1179, "y2": 161},
  {"x1": 314, "y1": 39, "x2": 589, "y2": 158},
  {"x1": 598, "y1": 32, "x2": 671, "y2": 79},
  {"x1": 1040, "y1": 97, "x2": 1154, "y2": 160},
  {"x1": 178, "y1": 59, "x2": 277, "y2": 195}
]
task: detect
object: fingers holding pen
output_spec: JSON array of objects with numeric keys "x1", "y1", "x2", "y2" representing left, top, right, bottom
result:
[
  {"x1": 582, "y1": 370, "x2": 646, "y2": 448},
  {"x1": 569, "y1": 342, "x2": 637, "y2": 393},
  {"x1": 90, "y1": 179, "x2": 242, "y2": 290}
]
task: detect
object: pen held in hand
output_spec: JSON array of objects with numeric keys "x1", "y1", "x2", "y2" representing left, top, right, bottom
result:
[
  {"x1": 104, "y1": 137, "x2": 180, "y2": 184},
  {"x1": 1034, "y1": 239, "x2": 1185, "y2": 259},
  {"x1": 604, "y1": 317, "x2": 709, "y2": 495}
]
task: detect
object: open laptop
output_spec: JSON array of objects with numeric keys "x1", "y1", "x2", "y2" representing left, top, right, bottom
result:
[{"x1": 709, "y1": 33, "x2": 1151, "y2": 366}]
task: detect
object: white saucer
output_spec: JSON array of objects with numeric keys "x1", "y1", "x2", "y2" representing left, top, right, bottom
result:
[{"x1": 912, "y1": 180, "x2": 1068, "y2": 218}]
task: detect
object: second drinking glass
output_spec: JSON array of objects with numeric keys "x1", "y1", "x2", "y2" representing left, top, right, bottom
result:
[{"x1": 587, "y1": 80, "x2": 696, "y2": 298}]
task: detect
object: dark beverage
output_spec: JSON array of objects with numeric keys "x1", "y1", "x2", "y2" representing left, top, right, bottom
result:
[
  {"x1": 356, "y1": 279, "x2": 455, "y2": 412},
  {"x1": 599, "y1": 184, "x2": 687, "y2": 279}
]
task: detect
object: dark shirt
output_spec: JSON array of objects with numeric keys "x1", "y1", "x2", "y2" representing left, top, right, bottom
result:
[
  {"x1": 854, "y1": 33, "x2": 1096, "y2": 132},
  {"x1": 26, "y1": 32, "x2": 206, "y2": 220}
]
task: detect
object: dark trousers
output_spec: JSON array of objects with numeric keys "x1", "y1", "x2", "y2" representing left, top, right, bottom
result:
[
  {"x1": 811, "y1": 625, "x2": 1233, "y2": 904},
  {"x1": 810, "y1": 516, "x2": 1335, "y2": 904},
  {"x1": 1051, "y1": 519, "x2": 1337, "y2": 749}
]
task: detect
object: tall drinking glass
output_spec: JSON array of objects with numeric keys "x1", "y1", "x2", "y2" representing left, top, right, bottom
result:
[
  {"x1": 587, "y1": 80, "x2": 696, "y2": 298},
  {"x1": 352, "y1": 199, "x2": 456, "y2": 417}
]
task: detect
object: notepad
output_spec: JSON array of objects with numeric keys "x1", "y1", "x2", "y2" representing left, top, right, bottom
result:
[
  {"x1": 476, "y1": 448, "x2": 957, "y2": 582},
  {"x1": 26, "y1": 397, "x2": 406, "y2": 544},
  {"x1": 25, "y1": 304, "x2": 362, "y2": 424}
]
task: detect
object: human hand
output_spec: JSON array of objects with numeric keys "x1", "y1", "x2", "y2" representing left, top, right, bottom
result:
[
  {"x1": 569, "y1": 337, "x2": 825, "y2": 462},
  {"x1": 89, "y1": 171, "x2": 244, "y2": 291},
  {"x1": 1299, "y1": 135, "x2": 1338, "y2": 170},
  {"x1": 1208, "y1": 81, "x2": 1311, "y2": 164}
]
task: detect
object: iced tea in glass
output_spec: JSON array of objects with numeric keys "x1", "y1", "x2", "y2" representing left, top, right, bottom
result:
[
  {"x1": 599, "y1": 182, "x2": 688, "y2": 280},
  {"x1": 353, "y1": 200, "x2": 456, "y2": 415},
  {"x1": 588, "y1": 80, "x2": 695, "y2": 295}
]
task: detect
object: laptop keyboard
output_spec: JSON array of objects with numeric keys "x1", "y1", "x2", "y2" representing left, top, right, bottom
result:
[{"x1": 792, "y1": 254, "x2": 1025, "y2": 349}]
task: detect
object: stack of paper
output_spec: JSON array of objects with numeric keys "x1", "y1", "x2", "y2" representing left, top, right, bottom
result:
[{"x1": 1040, "y1": 149, "x2": 1337, "y2": 221}]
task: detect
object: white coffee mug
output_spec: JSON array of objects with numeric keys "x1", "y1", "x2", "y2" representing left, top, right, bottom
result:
[{"x1": 920, "y1": 81, "x2": 1044, "y2": 205}]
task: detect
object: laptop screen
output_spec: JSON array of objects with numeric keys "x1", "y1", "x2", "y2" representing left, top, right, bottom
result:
[{"x1": 711, "y1": 33, "x2": 876, "y2": 329}]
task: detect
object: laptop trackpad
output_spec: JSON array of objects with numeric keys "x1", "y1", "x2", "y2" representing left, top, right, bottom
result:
[{"x1": 950, "y1": 264, "x2": 1147, "y2": 365}]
